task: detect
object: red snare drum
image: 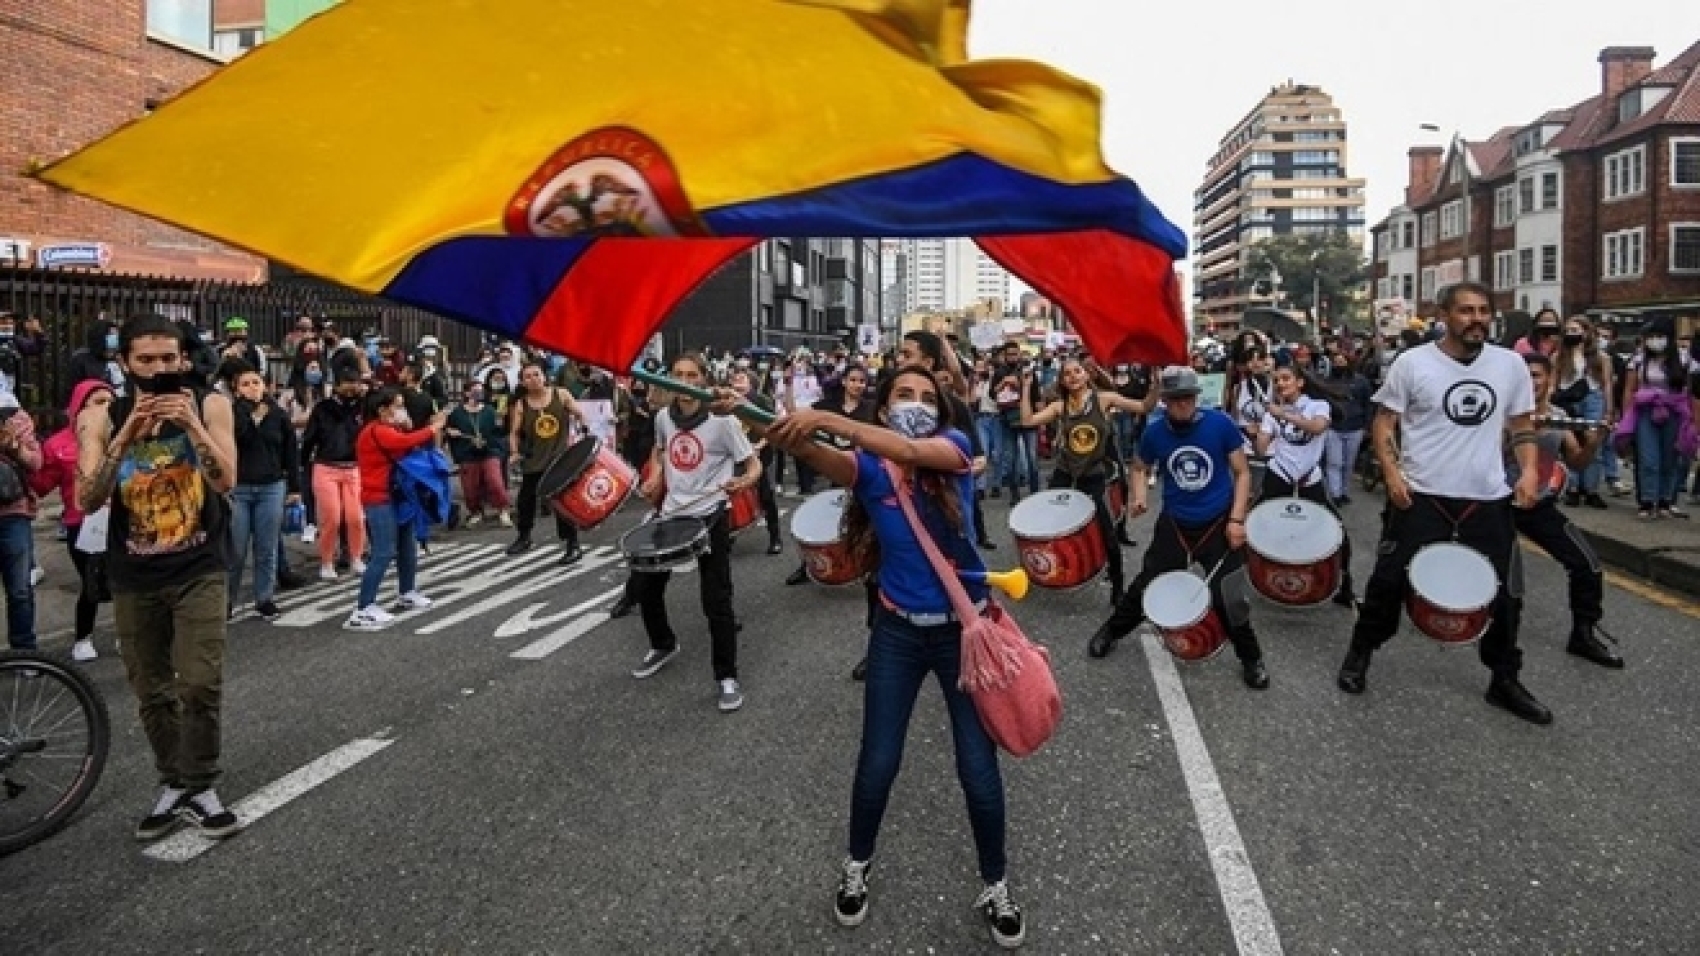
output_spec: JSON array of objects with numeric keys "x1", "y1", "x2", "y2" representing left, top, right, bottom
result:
[
  {"x1": 790, "y1": 489, "x2": 862, "y2": 585},
  {"x1": 1146, "y1": 570, "x2": 1228, "y2": 663},
  {"x1": 726, "y1": 483, "x2": 761, "y2": 536},
  {"x1": 1008, "y1": 490, "x2": 1105, "y2": 590},
  {"x1": 538, "y1": 438, "x2": 636, "y2": 531},
  {"x1": 1405, "y1": 542, "x2": 1498, "y2": 645},
  {"x1": 1243, "y1": 498, "x2": 1344, "y2": 606}
]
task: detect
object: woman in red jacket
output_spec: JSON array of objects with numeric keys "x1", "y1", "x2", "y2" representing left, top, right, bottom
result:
[
  {"x1": 346, "y1": 386, "x2": 445, "y2": 631},
  {"x1": 30, "y1": 380, "x2": 114, "y2": 660}
]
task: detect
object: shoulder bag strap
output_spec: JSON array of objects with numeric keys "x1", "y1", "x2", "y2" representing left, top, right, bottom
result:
[{"x1": 881, "y1": 460, "x2": 980, "y2": 621}]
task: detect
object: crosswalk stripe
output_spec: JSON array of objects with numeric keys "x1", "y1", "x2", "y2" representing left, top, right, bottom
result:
[{"x1": 413, "y1": 550, "x2": 621, "y2": 635}]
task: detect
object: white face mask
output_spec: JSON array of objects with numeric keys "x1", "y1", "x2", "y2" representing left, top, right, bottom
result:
[{"x1": 1645, "y1": 337, "x2": 1668, "y2": 352}]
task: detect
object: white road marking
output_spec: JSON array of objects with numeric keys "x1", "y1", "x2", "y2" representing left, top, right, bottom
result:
[
  {"x1": 412, "y1": 550, "x2": 621, "y2": 635},
  {"x1": 509, "y1": 587, "x2": 627, "y2": 660},
  {"x1": 1141, "y1": 633, "x2": 1284, "y2": 956},
  {"x1": 143, "y1": 733, "x2": 396, "y2": 863}
]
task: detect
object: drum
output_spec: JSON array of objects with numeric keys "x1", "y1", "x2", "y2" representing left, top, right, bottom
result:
[
  {"x1": 620, "y1": 516, "x2": 709, "y2": 573},
  {"x1": 1008, "y1": 490, "x2": 1105, "y2": 590},
  {"x1": 726, "y1": 483, "x2": 761, "y2": 536},
  {"x1": 1146, "y1": 570, "x2": 1228, "y2": 663},
  {"x1": 1243, "y1": 498, "x2": 1345, "y2": 606},
  {"x1": 790, "y1": 489, "x2": 862, "y2": 586},
  {"x1": 1405, "y1": 542, "x2": 1499, "y2": 644},
  {"x1": 539, "y1": 438, "x2": 637, "y2": 531}
]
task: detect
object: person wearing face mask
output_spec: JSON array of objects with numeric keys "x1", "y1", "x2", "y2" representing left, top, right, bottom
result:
[
  {"x1": 226, "y1": 367, "x2": 301, "y2": 621},
  {"x1": 300, "y1": 367, "x2": 369, "y2": 578},
  {"x1": 1085, "y1": 367, "x2": 1271, "y2": 689},
  {"x1": 1322, "y1": 351, "x2": 1373, "y2": 507},
  {"x1": 219, "y1": 318, "x2": 268, "y2": 382},
  {"x1": 66, "y1": 320, "x2": 126, "y2": 402},
  {"x1": 30, "y1": 380, "x2": 115, "y2": 661},
  {"x1": 1616, "y1": 317, "x2": 1699, "y2": 519},
  {"x1": 445, "y1": 379, "x2": 511, "y2": 528},
  {"x1": 345, "y1": 387, "x2": 447, "y2": 630},
  {"x1": 1514, "y1": 309, "x2": 1563, "y2": 358},
  {"x1": 1548, "y1": 316, "x2": 1613, "y2": 508},
  {"x1": 413, "y1": 335, "x2": 449, "y2": 407},
  {"x1": 506, "y1": 361, "x2": 587, "y2": 563},
  {"x1": 761, "y1": 365, "x2": 1026, "y2": 950},
  {"x1": 782, "y1": 365, "x2": 878, "y2": 587}
]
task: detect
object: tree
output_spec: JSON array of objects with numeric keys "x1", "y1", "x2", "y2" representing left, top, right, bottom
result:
[{"x1": 1243, "y1": 230, "x2": 1368, "y2": 324}]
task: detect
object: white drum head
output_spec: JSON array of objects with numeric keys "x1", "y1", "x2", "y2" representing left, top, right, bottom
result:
[
  {"x1": 1409, "y1": 543, "x2": 1498, "y2": 611},
  {"x1": 1146, "y1": 571, "x2": 1211, "y2": 630},
  {"x1": 791, "y1": 489, "x2": 849, "y2": 546},
  {"x1": 1009, "y1": 490, "x2": 1096, "y2": 540},
  {"x1": 1245, "y1": 498, "x2": 1343, "y2": 564}
]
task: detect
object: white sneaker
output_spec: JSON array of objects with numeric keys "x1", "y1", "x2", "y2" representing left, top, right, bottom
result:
[
  {"x1": 342, "y1": 608, "x2": 388, "y2": 631},
  {"x1": 29, "y1": 566, "x2": 45, "y2": 588},
  {"x1": 394, "y1": 591, "x2": 433, "y2": 611},
  {"x1": 301, "y1": 524, "x2": 318, "y2": 544},
  {"x1": 497, "y1": 512, "x2": 513, "y2": 528},
  {"x1": 362, "y1": 604, "x2": 397, "y2": 624},
  {"x1": 71, "y1": 639, "x2": 98, "y2": 662},
  {"x1": 319, "y1": 564, "x2": 338, "y2": 581},
  {"x1": 350, "y1": 558, "x2": 368, "y2": 574},
  {"x1": 464, "y1": 513, "x2": 482, "y2": 528}
]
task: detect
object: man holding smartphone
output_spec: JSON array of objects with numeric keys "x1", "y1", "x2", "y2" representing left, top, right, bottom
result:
[{"x1": 75, "y1": 315, "x2": 244, "y2": 843}]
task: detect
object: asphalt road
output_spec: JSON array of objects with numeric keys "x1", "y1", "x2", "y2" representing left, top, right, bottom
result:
[{"x1": 5, "y1": 488, "x2": 1697, "y2": 955}]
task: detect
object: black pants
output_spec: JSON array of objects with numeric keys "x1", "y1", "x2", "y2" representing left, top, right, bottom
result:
[
  {"x1": 1259, "y1": 471, "x2": 1355, "y2": 595},
  {"x1": 1350, "y1": 494, "x2": 1524, "y2": 677},
  {"x1": 633, "y1": 509, "x2": 739, "y2": 680},
  {"x1": 1103, "y1": 512, "x2": 1261, "y2": 663},
  {"x1": 755, "y1": 447, "x2": 782, "y2": 544},
  {"x1": 65, "y1": 533, "x2": 98, "y2": 640},
  {"x1": 514, "y1": 469, "x2": 579, "y2": 548},
  {"x1": 1513, "y1": 500, "x2": 1602, "y2": 628},
  {"x1": 1048, "y1": 468, "x2": 1124, "y2": 592}
]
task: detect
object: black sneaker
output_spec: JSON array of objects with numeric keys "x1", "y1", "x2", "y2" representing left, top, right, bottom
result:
[
  {"x1": 607, "y1": 594, "x2": 638, "y2": 619},
  {"x1": 975, "y1": 880, "x2": 1026, "y2": 949},
  {"x1": 834, "y1": 858, "x2": 871, "y2": 927},
  {"x1": 179, "y1": 789, "x2": 243, "y2": 839},
  {"x1": 505, "y1": 538, "x2": 534, "y2": 557},
  {"x1": 255, "y1": 600, "x2": 282, "y2": 621},
  {"x1": 558, "y1": 545, "x2": 583, "y2": 567},
  {"x1": 135, "y1": 787, "x2": 187, "y2": 842},
  {"x1": 631, "y1": 647, "x2": 678, "y2": 679},
  {"x1": 277, "y1": 568, "x2": 309, "y2": 592}
]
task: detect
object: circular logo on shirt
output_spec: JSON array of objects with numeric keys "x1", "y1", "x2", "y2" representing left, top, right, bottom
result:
[
  {"x1": 668, "y1": 431, "x2": 705, "y2": 471},
  {"x1": 1278, "y1": 416, "x2": 1314, "y2": 446},
  {"x1": 1167, "y1": 446, "x2": 1215, "y2": 492},
  {"x1": 534, "y1": 412, "x2": 561, "y2": 439},
  {"x1": 1442, "y1": 381, "x2": 1498, "y2": 428},
  {"x1": 1067, "y1": 424, "x2": 1100, "y2": 456}
]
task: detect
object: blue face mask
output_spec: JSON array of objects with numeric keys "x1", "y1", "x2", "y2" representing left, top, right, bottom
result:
[
  {"x1": 305, "y1": 370, "x2": 324, "y2": 386},
  {"x1": 104, "y1": 333, "x2": 119, "y2": 351},
  {"x1": 887, "y1": 401, "x2": 939, "y2": 439}
]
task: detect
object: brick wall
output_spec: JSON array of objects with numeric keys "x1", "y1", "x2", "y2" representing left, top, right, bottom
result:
[
  {"x1": 1560, "y1": 152, "x2": 1600, "y2": 315},
  {"x1": 0, "y1": 1, "x2": 259, "y2": 270},
  {"x1": 1589, "y1": 131, "x2": 1700, "y2": 308}
]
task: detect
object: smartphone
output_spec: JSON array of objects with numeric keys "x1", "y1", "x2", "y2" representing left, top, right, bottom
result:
[{"x1": 135, "y1": 371, "x2": 186, "y2": 395}]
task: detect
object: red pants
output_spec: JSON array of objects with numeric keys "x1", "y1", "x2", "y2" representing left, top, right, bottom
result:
[{"x1": 458, "y1": 456, "x2": 511, "y2": 514}]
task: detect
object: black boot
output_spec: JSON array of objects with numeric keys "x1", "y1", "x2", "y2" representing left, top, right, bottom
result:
[
  {"x1": 557, "y1": 544, "x2": 583, "y2": 567},
  {"x1": 785, "y1": 565, "x2": 809, "y2": 586},
  {"x1": 1336, "y1": 644, "x2": 1373, "y2": 694},
  {"x1": 1087, "y1": 626, "x2": 1120, "y2": 659},
  {"x1": 505, "y1": 537, "x2": 534, "y2": 556},
  {"x1": 1485, "y1": 676, "x2": 1554, "y2": 725},
  {"x1": 1242, "y1": 658, "x2": 1270, "y2": 690},
  {"x1": 1566, "y1": 623, "x2": 1624, "y2": 669}
]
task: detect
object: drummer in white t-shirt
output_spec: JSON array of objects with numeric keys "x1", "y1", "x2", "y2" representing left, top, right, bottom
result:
[
  {"x1": 1337, "y1": 281, "x2": 1551, "y2": 725},
  {"x1": 1253, "y1": 364, "x2": 1357, "y2": 608}
]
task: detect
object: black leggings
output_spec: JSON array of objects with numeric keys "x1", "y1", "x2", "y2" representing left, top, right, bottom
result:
[
  {"x1": 1259, "y1": 471, "x2": 1355, "y2": 592},
  {"x1": 1047, "y1": 468, "x2": 1124, "y2": 591},
  {"x1": 1513, "y1": 500, "x2": 1602, "y2": 628},
  {"x1": 64, "y1": 531, "x2": 99, "y2": 641}
]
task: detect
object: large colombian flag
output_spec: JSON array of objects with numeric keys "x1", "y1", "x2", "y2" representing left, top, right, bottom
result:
[{"x1": 36, "y1": 0, "x2": 1189, "y2": 368}]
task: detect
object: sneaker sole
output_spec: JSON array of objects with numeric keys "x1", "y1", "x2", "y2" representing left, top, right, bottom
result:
[
  {"x1": 135, "y1": 819, "x2": 182, "y2": 842},
  {"x1": 632, "y1": 651, "x2": 678, "y2": 679},
  {"x1": 718, "y1": 697, "x2": 744, "y2": 713},
  {"x1": 834, "y1": 904, "x2": 868, "y2": 928}
]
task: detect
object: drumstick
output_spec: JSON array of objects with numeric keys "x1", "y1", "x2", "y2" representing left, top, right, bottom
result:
[{"x1": 630, "y1": 367, "x2": 837, "y2": 444}]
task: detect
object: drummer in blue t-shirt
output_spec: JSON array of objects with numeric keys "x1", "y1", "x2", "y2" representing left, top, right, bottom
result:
[
  {"x1": 1086, "y1": 367, "x2": 1271, "y2": 690},
  {"x1": 763, "y1": 364, "x2": 1028, "y2": 949}
]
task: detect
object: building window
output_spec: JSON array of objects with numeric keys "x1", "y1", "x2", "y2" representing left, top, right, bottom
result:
[
  {"x1": 1541, "y1": 171, "x2": 1560, "y2": 209},
  {"x1": 1420, "y1": 267, "x2": 1437, "y2": 302},
  {"x1": 1541, "y1": 245, "x2": 1559, "y2": 283},
  {"x1": 1377, "y1": 278, "x2": 1391, "y2": 299},
  {"x1": 1420, "y1": 212, "x2": 1437, "y2": 247},
  {"x1": 1518, "y1": 177, "x2": 1536, "y2": 215},
  {"x1": 146, "y1": 0, "x2": 213, "y2": 51},
  {"x1": 1603, "y1": 146, "x2": 1646, "y2": 201},
  {"x1": 1603, "y1": 228, "x2": 1645, "y2": 279},
  {"x1": 1673, "y1": 139, "x2": 1700, "y2": 187},
  {"x1": 1518, "y1": 248, "x2": 1535, "y2": 285},
  {"x1": 1401, "y1": 274, "x2": 1414, "y2": 302},
  {"x1": 1672, "y1": 224, "x2": 1700, "y2": 274},
  {"x1": 1440, "y1": 201, "x2": 1463, "y2": 240},
  {"x1": 1494, "y1": 186, "x2": 1515, "y2": 227},
  {"x1": 1493, "y1": 251, "x2": 1516, "y2": 291}
]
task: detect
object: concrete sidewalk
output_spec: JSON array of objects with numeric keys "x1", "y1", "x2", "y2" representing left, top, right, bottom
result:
[{"x1": 1562, "y1": 495, "x2": 1700, "y2": 599}]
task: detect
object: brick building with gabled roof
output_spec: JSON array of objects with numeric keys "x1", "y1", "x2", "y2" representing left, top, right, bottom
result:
[{"x1": 1371, "y1": 41, "x2": 1700, "y2": 335}]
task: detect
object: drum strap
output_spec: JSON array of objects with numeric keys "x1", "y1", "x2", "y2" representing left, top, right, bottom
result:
[
  {"x1": 1428, "y1": 498, "x2": 1480, "y2": 540},
  {"x1": 1174, "y1": 515, "x2": 1226, "y2": 565}
]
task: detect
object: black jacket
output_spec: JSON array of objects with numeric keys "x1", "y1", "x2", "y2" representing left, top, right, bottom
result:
[
  {"x1": 233, "y1": 398, "x2": 301, "y2": 493},
  {"x1": 300, "y1": 395, "x2": 363, "y2": 465}
]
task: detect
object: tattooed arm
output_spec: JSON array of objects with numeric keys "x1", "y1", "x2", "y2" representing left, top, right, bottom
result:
[
  {"x1": 76, "y1": 398, "x2": 149, "y2": 514},
  {"x1": 1372, "y1": 406, "x2": 1411, "y2": 509},
  {"x1": 191, "y1": 392, "x2": 239, "y2": 494}
]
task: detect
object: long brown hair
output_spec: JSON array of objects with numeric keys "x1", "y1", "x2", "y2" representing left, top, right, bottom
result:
[{"x1": 842, "y1": 365, "x2": 964, "y2": 575}]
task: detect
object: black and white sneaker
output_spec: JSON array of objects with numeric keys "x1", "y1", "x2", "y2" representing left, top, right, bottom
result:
[
  {"x1": 178, "y1": 789, "x2": 243, "y2": 839},
  {"x1": 975, "y1": 880, "x2": 1026, "y2": 949},
  {"x1": 254, "y1": 600, "x2": 282, "y2": 621},
  {"x1": 834, "y1": 857, "x2": 871, "y2": 927},
  {"x1": 135, "y1": 787, "x2": 187, "y2": 842},
  {"x1": 631, "y1": 647, "x2": 678, "y2": 679}
]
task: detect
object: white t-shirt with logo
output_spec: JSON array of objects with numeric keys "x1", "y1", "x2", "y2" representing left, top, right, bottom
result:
[
  {"x1": 1259, "y1": 396, "x2": 1331, "y2": 486},
  {"x1": 654, "y1": 412, "x2": 755, "y2": 518},
  {"x1": 1374, "y1": 342, "x2": 1533, "y2": 500}
]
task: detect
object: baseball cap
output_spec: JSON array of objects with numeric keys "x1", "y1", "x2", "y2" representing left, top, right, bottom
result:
[
  {"x1": 1159, "y1": 366, "x2": 1202, "y2": 398},
  {"x1": 224, "y1": 317, "x2": 249, "y2": 332}
]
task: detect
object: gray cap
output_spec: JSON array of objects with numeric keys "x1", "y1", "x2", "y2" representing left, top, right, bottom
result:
[{"x1": 1159, "y1": 366, "x2": 1202, "y2": 398}]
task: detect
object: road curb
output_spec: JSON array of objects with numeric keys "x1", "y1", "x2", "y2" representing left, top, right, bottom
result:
[{"x1": 1576, "y1": 527, "x2": 1700, "y2": 601}]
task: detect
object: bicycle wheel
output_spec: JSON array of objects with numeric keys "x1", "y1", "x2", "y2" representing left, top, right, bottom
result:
[{"x1": 0, "y1": 651, "x2": 111, "y2": 856}]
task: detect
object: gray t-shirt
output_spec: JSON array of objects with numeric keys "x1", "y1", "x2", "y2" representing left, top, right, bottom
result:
[{"x1": 653, "y1": 411, "x2": 755, "y2": 518}]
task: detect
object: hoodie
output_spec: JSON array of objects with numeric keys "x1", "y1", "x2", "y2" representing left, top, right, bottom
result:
[{"x1": 32, "y1": 379, "x2": 110, "y2": 527}]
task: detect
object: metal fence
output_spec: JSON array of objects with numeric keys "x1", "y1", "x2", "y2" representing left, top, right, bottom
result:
[{"x1": 2, "y1": 266, "x2": 487, "y2": 413}]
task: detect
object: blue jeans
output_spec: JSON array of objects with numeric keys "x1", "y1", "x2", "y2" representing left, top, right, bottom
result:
[
  {"x1": 1567, "y1": 390, "x2": 1605, "y2": 493},
  {"x1": 1634, "y1": 413, "x2": 1683, "y2": 506},
  {"x1": 227, "y1": 481, "x2": 286, "y2": 606},
  {"x1": 849, "y1": 609, "x2": 1007, "y2": 882},
  {"x1": 998, "y1": 422, "x2": 1040, "y2": 495},
  {"x1": 359, "y1": 503, "x2": 417, "y2": 609},
  {"x1": 976, "y1": 414, "x2": 1003, "y2": 493},
  {"x1": 1323, "y1": 429, "x2": 1365, "y2": 500},
  {"x1": 0, "y1": 515, "x2": 35, "y2": 650}
]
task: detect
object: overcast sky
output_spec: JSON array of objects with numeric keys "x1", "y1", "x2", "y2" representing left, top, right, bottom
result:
[{"x1": 966, "y1": 0, "x2": 1699, "y2": 290}]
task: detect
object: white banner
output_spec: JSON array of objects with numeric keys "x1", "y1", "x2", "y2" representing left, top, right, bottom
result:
[
  {"x1": 577, "y1": 399, "x2": 617, "y2": 446},
  {"x1": 969, "y1": 321, "x2": 1004, "y2": 350},
  {"x1": 856, "y1": 325, "x2": 881, "y2": 354}
]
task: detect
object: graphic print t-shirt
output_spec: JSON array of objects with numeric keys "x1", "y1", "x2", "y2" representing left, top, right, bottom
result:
[
  {"x1": 654, "y1": 412, "x2": 754, "y2": 518},
  {"x1": 105, "y1": 404, "x2": 228, "y2": 592},
  {"x1": 1138, "y1": 409, "x2": 1243, "y2": 525},
  {"x1": 1374, "y1": 342, "x2": 1533, "y2": 500},
  {"x1": 1259, "y1": 396, "x2": 1331, "y2": 486}
]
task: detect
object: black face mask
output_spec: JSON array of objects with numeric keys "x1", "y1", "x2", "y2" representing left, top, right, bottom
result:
[{"x1": 1562, "y1": 334, "x2": 1585, "y2": 347}]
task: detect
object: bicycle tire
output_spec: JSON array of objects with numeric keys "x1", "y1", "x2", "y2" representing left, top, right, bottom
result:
[{"x1": 0, "y1": 650, "x2": 111, "y2": 856}]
